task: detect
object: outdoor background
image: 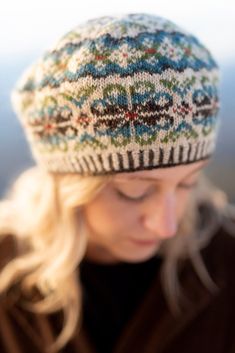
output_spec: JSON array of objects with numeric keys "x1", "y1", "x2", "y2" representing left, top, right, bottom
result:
[{"x1": 0, "y1": 0, "x2": 234, "y2": 201}]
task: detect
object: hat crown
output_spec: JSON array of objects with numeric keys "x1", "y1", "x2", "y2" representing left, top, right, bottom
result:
[{"x1": 11, "y1": 13, "x2": 220, "y2": 175}]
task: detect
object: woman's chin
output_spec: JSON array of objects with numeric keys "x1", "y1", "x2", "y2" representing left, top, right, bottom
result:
[{"x1": 113, "y1": 242, "x2": 160, "y2": 263}]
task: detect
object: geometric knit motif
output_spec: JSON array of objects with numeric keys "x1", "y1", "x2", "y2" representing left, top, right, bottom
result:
[{"x1": 11, "y1": 13, "x2": 221, "y2": 175}]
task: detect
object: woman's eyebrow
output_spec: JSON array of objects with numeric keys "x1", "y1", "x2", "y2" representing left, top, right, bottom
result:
[{"x1": 115, "y1": 161, "x2": 207, "y2": 182}]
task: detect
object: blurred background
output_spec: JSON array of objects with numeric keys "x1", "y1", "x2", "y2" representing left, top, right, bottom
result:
[{"x1": 0, "y1": 0, "x2": 234, "y2": 201}]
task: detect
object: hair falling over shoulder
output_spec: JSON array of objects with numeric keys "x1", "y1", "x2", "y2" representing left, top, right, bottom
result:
[{"x1": 0, "y1": 166, "x2": 234, "y2": 352}]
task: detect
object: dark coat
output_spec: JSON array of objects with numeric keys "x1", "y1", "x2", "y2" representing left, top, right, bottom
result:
[{"x1": 0, "y1": 211, "x2": 235, "y2": 353}]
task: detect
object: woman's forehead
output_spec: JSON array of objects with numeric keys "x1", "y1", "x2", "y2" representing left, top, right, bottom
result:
[{"x1": 113, "y1": 159, "x2": 209, "y2": 183}]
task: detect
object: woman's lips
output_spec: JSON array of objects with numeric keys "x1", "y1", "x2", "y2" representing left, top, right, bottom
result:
[{"x1": 128, "y1": 237, "x2": 159, "y2": 246}]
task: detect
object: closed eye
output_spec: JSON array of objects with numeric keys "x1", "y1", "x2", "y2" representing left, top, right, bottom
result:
[
  {"x1": 179, "y1": 181, "x2": 198, "y2": 189},
  {"x1": 115, "y1": 181, "x2": 198, "y2": 202}
]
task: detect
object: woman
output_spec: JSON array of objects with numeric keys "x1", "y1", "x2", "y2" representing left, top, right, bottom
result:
[{"x1": 0, "y1": 12, "x2": 235, "y2": 353}]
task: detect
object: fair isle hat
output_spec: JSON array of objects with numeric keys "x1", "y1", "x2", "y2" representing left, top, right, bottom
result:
[{"x1": 11, "y1": 13, "x2": 221, "y2": 176}]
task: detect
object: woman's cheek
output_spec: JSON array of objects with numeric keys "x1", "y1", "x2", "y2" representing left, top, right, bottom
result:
[
  {"x1": 104, "y1": 195, "x2": 139, "y2": 229},
  {"x1": 86, "y1": 186, "x2": 139, "y2": 230}
]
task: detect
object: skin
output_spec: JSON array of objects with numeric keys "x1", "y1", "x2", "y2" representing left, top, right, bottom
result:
[{"x1": 81, "y1": 159, "x2": 209, "y2": 264}]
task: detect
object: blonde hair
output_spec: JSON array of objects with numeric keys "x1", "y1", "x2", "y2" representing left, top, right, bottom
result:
[{"x1": 0, "y1": 165, "x2": 235, "y2": 352}]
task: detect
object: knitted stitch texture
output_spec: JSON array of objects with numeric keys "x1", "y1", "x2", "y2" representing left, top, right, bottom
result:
[{"x1": 11, "y1": 13, "x2": 221, "y2": 176}]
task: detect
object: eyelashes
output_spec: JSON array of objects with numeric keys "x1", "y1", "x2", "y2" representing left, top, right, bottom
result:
[
  {"x1": 179, "y1": 181, "x2": 198, "y2": 190},
  {"x1": 116, "y1": 191, "x2": 148, "y2": 202},
  {"x1": 115, "y1": 182, "x2": 198, "y2": 202}
]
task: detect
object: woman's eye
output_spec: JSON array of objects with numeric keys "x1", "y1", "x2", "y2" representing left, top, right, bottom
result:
[
  {"x1": 115, "y1": 181, "x2": 198, "y2": 202},
  {"x1": 179, "y1": 181, "x2": 198, "y2": 190},
  {"x1": 115, "y1": 190, "x2": 148, "y2": 202}
]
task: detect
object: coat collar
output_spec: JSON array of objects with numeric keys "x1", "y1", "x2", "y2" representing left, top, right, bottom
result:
[{"x1": 7, "y1": 224, "x2": 226, "y2": 353}]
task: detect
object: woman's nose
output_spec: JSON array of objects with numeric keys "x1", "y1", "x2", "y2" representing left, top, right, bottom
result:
[{"x1": 141, "y1": 191, "x2": 178, "y2": 239}]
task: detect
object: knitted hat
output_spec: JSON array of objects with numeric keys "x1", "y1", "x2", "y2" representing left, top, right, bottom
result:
[{"x1": 11, "y1": 13, "x2": 221, "y2": 176}]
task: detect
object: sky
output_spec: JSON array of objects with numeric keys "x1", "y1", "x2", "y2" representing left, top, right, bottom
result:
[{"x1": 0, "y1": 0, "x2": 234, "y2": 66}]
